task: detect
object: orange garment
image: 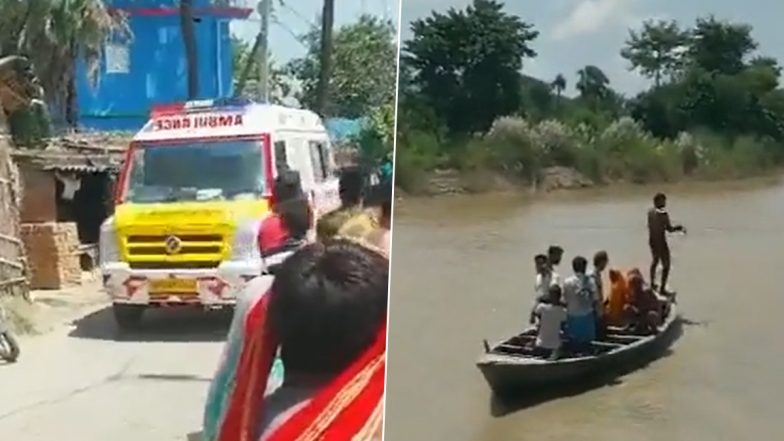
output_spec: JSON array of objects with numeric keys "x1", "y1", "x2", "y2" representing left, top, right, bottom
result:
[{"x1": 605, "y1": 270, "x2": 630, "y2": 326}]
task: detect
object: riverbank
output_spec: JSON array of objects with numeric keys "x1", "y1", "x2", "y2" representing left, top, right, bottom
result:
[{"x1": 394, "y1": 165, "x2": 784, "y2": 198}]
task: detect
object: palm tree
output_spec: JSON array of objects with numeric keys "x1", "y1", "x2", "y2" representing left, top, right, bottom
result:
[
  {"x1": 551, "y1": 73, "x2": 566, "y2": 110},
  {"x1": 180, "y1": 0, "x2": 199, "y2": 99},
  {"x1": 1, "y1": 0, "x2": 129, "y2": 128}
]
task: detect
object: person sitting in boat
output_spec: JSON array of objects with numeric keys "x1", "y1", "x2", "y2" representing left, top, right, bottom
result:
[
  {"x1": 625, "y1": 270, "x2": 663, "y2": 334},
  {"x1": 589, "y1": 251, "x2": 609, "y2": 335},
  {"x1": 562, "y1": 256, "x2": 598, "y2": 352},
  {"x1": 605, "y1": 269, "x2": 630, "y2": 327},
  {"x1": 530, "y1": 284, "x2": 567, "y2": 360},
  {"x1": 546, "y1": 245, "x2": 564, "y2": 286}
]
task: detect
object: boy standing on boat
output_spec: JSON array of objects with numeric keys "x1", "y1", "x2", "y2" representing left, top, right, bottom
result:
[
  {"x1": 563, "y1": 256, "x2": 598, "y2": 352},
  {"x1": 648, "y1": 193, "x2": 686, "y2": 296},
  {"x1": 531, "y1": 254, "x2": 557, "y2": 324},
  {"x1": 589, "y1": 251, "x2": 609, "y2": 337},
  {"x1": 547, "y1": 245, "x2": 564, "y2": 286},
  {"x1": 531, "y1": 284, "x2": 567, "y2": 360}
]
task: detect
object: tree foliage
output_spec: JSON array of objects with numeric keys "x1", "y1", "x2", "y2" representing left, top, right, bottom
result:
[
  {"x1": 230, "y1": 36, "x2": 289, "y2": 103},
  {"x1": 404, "y1": 0, "x2": 539, "y2": 135},
  {"x1": 286, "y1": 15, "x2": 397, "y2": 118},
  {"x1": 396, "y1": 8, "x2": 784, "y2": 192},
  {"x1": 621, "y1": 19, "x2": 688, "y2": 86},
  {"x1": 0, "y1": 0, "x2": 129, "y2": 127}
]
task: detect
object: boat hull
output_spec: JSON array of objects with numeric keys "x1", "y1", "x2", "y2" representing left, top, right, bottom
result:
[{"x1": 477, "y1": 306, "x2": 681, "y2": 396}]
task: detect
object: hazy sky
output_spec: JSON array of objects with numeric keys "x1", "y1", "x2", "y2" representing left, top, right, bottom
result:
[
  {"x1": 400, "y1": 0, "x2": 784, "y2": 96},
  {"x1": 231, "y1": 0, "x2": 400, "y2": 65}
]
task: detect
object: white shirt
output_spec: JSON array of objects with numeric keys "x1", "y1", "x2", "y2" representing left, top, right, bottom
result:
[
  {"x1": 562, "y1": 274, "x2": 597, "y2": 316},
  {"x1": 534, "y1": 303, "x2": 567, "y2": 349},
  {"x1": 587, "y1": 269, "x2": 604, "y2": 303},
  {"x1": 534, "y1": 272, "x2": 553, "y2": 300}
]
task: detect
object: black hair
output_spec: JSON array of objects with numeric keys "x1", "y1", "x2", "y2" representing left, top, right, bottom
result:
[
  {"x1": 338, "y1": 167, "x2": 366, "y2": 206},
  {"x1": 572, "y1": 256, "x2": 588, "y2": 274},
  {"x1": 547, "y1": 245, "x2": 564, "y2": 257},
  {"x1": 545, "y1": 284, "x2": 562, "y2": 304},
  {"x1": 273, "y1": 171, "x2": 311, "y2": 239},
  {"x1": 268, "y1": 240, "x2": 389, "y2": 375},
  {"x1": 534, "y1": 254, "x2": 548, "y2": 263},
  {"x1": 594, "y1": 250, "x2": 609, "y2": 266},
  {"x1": 654, "y1": 193, "x2": 667, "y2": 204}
]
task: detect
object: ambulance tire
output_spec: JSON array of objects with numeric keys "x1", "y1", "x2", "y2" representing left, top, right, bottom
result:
[{"x1": 113, "y1": 304, "x2": 145, "y2": 331}]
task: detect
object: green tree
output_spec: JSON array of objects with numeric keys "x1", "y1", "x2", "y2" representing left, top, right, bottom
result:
[
  {"x1": 621, "y1": 19, "x2": 688, "y2": 86},
  {"x1": 520, "y1": 75, "x2": 554, "y2": 121},
  {"x1": 287, "y1": 15, "x2": 397, "y2": 118},
  {"x1": 404, "y1": 0, "x2": 539, "y2": 135},
  {"x1": 576, "y1": 65, "x2": 611, "y2": 103},
  {"x1": 688, "y1": 16, "x2": 757, "y2": 75},
  {"x1": 0, "y1": 0, "x2": 129, "y2": 127},
  {"x1": 552, "y1": 74, "x2": 567, "y2": 100},
  {"x1": 230, "y1": 36, "x2": 289, "y2": 102}
]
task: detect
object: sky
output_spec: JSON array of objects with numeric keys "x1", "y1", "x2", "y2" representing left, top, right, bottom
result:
[
  {"x1": 399, "y1": 0, "x2": 784, "y2": 96},
  {"x1": 230, "y1": 0, "x2": 400, "y2": 65}
]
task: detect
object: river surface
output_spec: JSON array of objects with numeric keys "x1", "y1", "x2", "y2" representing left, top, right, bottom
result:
[{"x1": 385, "y1": 178, "x2": 784, "y2": 441}]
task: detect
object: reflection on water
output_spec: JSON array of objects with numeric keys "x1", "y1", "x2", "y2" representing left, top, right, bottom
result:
[{"x1": 386, "y1": 178, "x2": 784, "y2": 441}]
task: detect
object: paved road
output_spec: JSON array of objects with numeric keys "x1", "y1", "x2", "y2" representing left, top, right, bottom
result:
[{"x1": 0, "y1": 304, "x2": 233, "y2": 440}]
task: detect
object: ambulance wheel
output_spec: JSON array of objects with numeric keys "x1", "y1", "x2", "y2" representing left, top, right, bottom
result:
[{"x1": 113, "y1": 304, "x2": 145, "y2": 330}]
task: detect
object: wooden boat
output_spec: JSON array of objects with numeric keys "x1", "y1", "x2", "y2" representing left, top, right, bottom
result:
[{"x1": 477, "y1": 303, "x2": 680, "y2": 396}]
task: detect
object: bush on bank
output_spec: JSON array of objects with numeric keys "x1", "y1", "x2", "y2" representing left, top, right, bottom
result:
[{"x1": 395, "y1": 116, "x2": 782, "y2": 194}]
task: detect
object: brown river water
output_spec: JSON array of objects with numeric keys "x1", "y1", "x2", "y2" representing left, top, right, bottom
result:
[{"x1": 385, "y1": 178, "x2": 784, "y2": 441}]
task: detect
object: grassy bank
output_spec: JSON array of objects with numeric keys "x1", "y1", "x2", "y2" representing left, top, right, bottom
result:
[{"x1": 396, "y1": 117, "x2": 783, "y2": 195}]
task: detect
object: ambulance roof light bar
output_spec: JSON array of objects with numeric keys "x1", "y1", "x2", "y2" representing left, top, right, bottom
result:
[{"x1": 150, "y1": 97, "x2": 255, "y2": 117}]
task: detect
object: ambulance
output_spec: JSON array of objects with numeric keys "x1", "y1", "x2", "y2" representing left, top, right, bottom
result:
[{"x1": 99, "y1": 98, "x2": 341, "y2": 329}]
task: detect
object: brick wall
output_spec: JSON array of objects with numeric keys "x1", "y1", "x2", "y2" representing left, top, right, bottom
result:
[
  {"x1": 21, "y1": 222, "x2": 81, "y2": 290},
  {"x1": 19, "y1": 166, "x2": 56, "y2": 223}
]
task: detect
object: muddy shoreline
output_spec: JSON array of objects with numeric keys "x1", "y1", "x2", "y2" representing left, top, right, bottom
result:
[{"x1": 394, "y1": 166, "x2": 784, "y2": 200}]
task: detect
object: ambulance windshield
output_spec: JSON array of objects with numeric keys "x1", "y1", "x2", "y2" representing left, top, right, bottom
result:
[{"x1": 124, "y1": 139, "x2": 266, "y2": 203}]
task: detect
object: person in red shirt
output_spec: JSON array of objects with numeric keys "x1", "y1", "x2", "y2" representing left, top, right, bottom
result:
[{"x1": 258, "y1": 171, "x2": 312, "y2": 255}]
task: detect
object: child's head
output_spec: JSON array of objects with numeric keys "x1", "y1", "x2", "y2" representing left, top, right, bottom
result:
[
  {"x1": 609, "y1": 269, "x2": 622, "y2": 283},
  {"x1": 534, "y1": 254, "x2": 549, "y2": 273},
  {"x1": 653, "y1": 192, "x2": 667, "y2": 209},
  {"x1": 546, "y1": 284, "x2": 562, "y2": 304}
]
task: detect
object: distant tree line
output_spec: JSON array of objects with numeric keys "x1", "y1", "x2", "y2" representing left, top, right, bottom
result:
[{"x1": 396, "y1": 0, "x2": 784, "y2": 192}]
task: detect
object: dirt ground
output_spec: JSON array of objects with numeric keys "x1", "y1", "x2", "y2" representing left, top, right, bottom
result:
[{"x1": 0, "y1": 277, "x2": 231, "y2": 440}]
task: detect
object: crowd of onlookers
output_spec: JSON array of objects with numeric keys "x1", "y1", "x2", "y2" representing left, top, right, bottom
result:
[
  {"x1": 203, "y1": 166, "x2": 391, "y2": 441},
  {"x1": 529, "y1": 245, "x2": 670, "y2": 360}
]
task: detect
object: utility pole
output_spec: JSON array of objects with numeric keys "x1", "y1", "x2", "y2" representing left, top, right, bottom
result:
[
  {"x1": 315, "y1": 0, "x2": 334, "y2": 116},
  {"x1": 257, "y1": 0, "x2": 271, "y2": 103}
]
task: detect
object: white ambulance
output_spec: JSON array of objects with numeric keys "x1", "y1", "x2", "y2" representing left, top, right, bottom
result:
[{"x1": 99, "y1": 98, "x2": 341, "y2": 329}]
